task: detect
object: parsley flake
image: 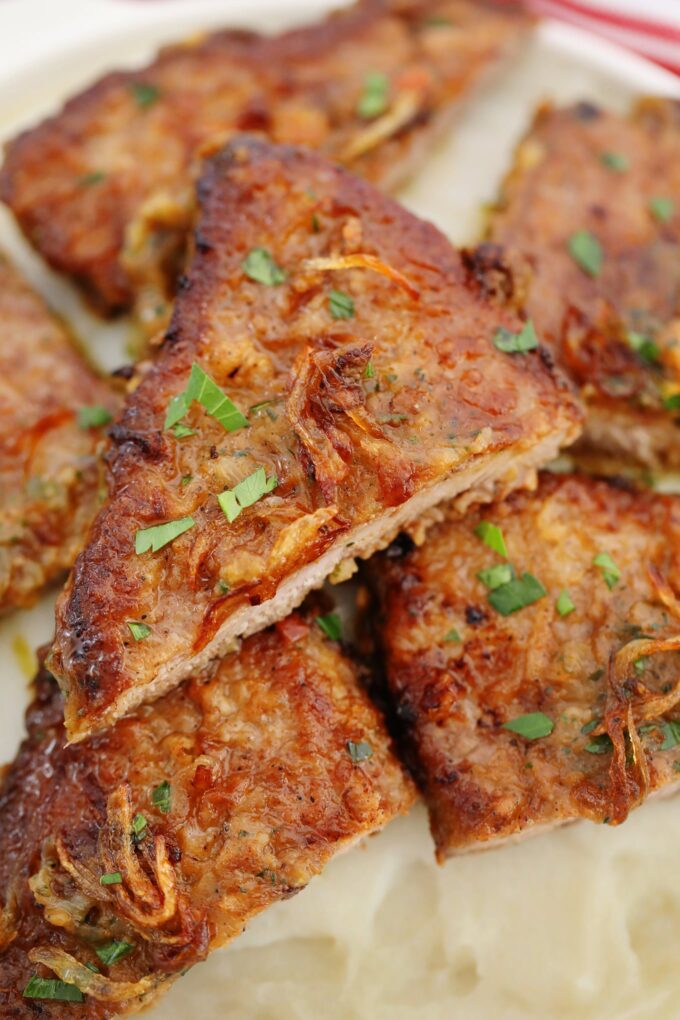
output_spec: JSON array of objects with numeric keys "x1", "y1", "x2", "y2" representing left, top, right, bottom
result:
[
  {"x1": 347, "y1": 739, "x2": 373, "y2": 763},
  {"x1": 130, "y1": 81, "x2": 160, "y2": 108},
  {"x1": 23, "y1": 976, "x2": 83, "y2": 1002},
  {"x1": 488, "y1": 572, "x2": 546, "y2": 616},
  {"x1": 585, "y1": 733, "x2": 613, "y2": 754},
  {"x1": 100, "y1": 872, "x2": 122, "y2": 885},
  {"x1": 316, "y1": 612, "x2": 342, "y2": 641},
  {"x1": 164, "y1": 362, "x2": 248, "y2": 433},
  {"x1": 477, "y1": 563, "x2": 514, "y2": 590},
  {"x1": 364, "y1": 360, "x2": 375, "y2": 379},
  {"x1": 357, "y1": 72, "x2": 389, "y2": 119},
  {"x1": 649, "y1": 196, "x2": 675, "y2": 224},
  {"x1": 242, "y1": 247, "x2": 286, "y2": 286},
  {"x1": 568, "y1": 231, "x2": 603, "y2": 277},
  {"x1": 661, "y1": 721, "x2": 680, "y2": 750},
  {"x1": 151, "y1": 779, "x2": 172, "y2": 814},
  {"x1": 556, "y1": 590, "x2": 575, "y2": 617},
  {"x1": 443, "y1": 628, "x2": 462, "y2": 643},
  {"x1": 627, "y1": 330, "x2": 659, "y2": 364},
  {"x1": 78, "y1": 404, "x2": 112, "y2": 429},
  {"x1": 79, "y1": 170, "x2": 106, "y2": 186},
  {"x1": 135, "y1": 516, "x2": 195, "y2": 554},
  {"x1": 127, "y1": 621, "x2": 151, "y2": 642},
  {"x1": 593, "y1": 551, "x2": 620, "y2": 590},
  {"x1": 96, "y1": 940, "x2": 135, "y2": 967},
  {"x1": 663, "y1": 392, "x2": 680, "y2": 411},
  {"x1": 171, "y1": 423, "x2": 196, "y2": 439},
  {"x1": 218, "y1": 467, "x2": 277, "y2": 523},
  {"x1": 600, "y1": 151, "x2": 629, "y2": 172},
  {"x1": 474, "y1": 520, "x2": 508, "y2": 558},
  {"x1": 131, "y1": 813, "x2": 147, "y2": 844},
  {"x1": 329, "y1": 289, "x2": 355, "y2": 320},
  {"x1": 503, "y1": 712, "x2": 553, "y2": 740},
  {"x1": 492, "y1": 320, "x2": 538, "y2": 354}
]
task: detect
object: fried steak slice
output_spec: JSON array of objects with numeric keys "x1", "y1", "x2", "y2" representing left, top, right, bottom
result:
[
  {"x1": 368, "y1": 472, "x2": 680, "y2": 859},
  {"x1": 0, "y1": 253, "x2": 119, "y2": 614},
  {"x1": 488, "y1": 98, "x2": 680, "y2": 469},
  {"x1": 49, "y1": 137, "x2": 582, "y2": 741},
  {"x1": 0, "y1": 616, "x2": 414, "y2": 1016},
  {"x1": 0, "y1": 0, "x2": 532, "y2": 319}
]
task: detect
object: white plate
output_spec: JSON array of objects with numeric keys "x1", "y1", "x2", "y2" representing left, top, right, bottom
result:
[{"x1": 1, "y1": 7, "x2": 679, "y2": 1019}]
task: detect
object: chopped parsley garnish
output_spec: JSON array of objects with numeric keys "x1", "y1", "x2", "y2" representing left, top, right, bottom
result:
[
  {"x1": 171, "y1": 423, "x2": 196, "y2": 439},
  {"x1": 661, "y1": 721, "x2": 680, "y2": 750},
  {"x1": 241, "y1": 247, "x2": 286, "y2": 286},
  {"x1": 627, "y1": 330, "x2": 659, "y2": 364},
  {"x1": 164, "y1": 362, "x2": 248, "y2": 433},
  {"x1": 130, "y1": 81, "x2": 160, "y2": 108},
  {"x1": 364, "y1": 360, "x2": 375, "y2": 379},
  {"x1": 316, "y1": 612, "x2": 342, "y2": 641},
  {"x1": 633, "y1": 656, "x2": 649, "y2": 675},
  {"x1": 492, "y1": 320, "x2": 538, "y2": 354},
  {"x1": 581, "y1": 719, "x2": 598, "y2": 735},
  {"x1": 77, "y1": 404, "x2": 112, "y2": 429},
  {"x1": 585, "y1": 733, "x2": 613, "y2": 754},
  {"x1": 347, "y1": 739, "x2": 374, "y2": 763},
  {"x1": 79, "y1": 170, "x2": 106, "y2": 186},
  {"x1": 477, "y1": 563, "x2": 514, "y2": 591},
  {"x1": 663, "y1": 392, "x2": 680, "y2": 411},
  {"x1": 568, "y1": 230, "x2": 603, "y2": 277},
  {"x1": 422, "y1": 14, "x2": 452, "y2": 26},
  {"x1": 96, "y1": 940, "x2": 135, "y2": 967},
  {"x1": 443, "y1": 628, "x2": 462, "y2": 643},
  {"x1": 100, "y1": 871, "x2": 122, "y2": 885},
  {"x1": 556, "y1": 590, "x2": 575, "y2": 617},
  {"x1": 329, "y1": 289, "x2": 355, "y2": 320},
  {"x1": 488, "y1": 573, "x2": 546, "y2": 616},
  {"x1": 135, "y1": 516, "x2": 195, "y2": 554},
  {"x1": 180, "y1": 475, "x2": 192, "y2": 486},
  {"x1": 151, "y1": 779, "x2": 172, "y2": 814},
  {"x1": 127, "y1": 621, "x2": 151, "y2": 641},
  {"x1": 474, "y1": 520, "x2": 508, "y2": 558},
  {"x1": 23, "y1": 976, "x2": 83, "y2": 1002},
  {"x1": 600, "y1": 150, "x2": 629, "y2": 172},
  {"x1": 649, "y1": 196, "x2": 675, "y2": 224},
  {"x1": 131, "y1": 813, "x2": 148, "y2": 844},
  {"x1": 357, "y1": 71, "x2": 390, "y2": 119},
  {"x1": 218, "y1": 466, "x2": 278, "y2": 523},
  {"x1": 593, "y1": 551, "x2": 620, "y2": 590},
  {"x1": 503, "y1": 712, "x2": 553, "y2": 740}
]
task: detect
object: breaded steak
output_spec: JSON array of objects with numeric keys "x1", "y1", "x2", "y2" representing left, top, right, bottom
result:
[
  {"x1": 0, "y1": 0, "x2": 532, "y2": 319},
  {"x1": 49, "y1": 138, "x2": 582, "y2": 741},
  {"x1": 488, "y1": 98, "x2": 680, "y2": 468},
  {"x1": 0, "y1": 617, "x2": 414, "y2": 1016},
  {"x1": 0, "y1": 253, "x2": 119, "y2": 614},
  {"x1": 369, "y1": 473, "x2": 680, "y2": 858}
]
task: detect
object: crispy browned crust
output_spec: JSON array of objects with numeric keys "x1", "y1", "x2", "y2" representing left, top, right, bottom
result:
[
  {"x1": 0, "y1": 0, "x2": 532, "y2": 314},
  {"x1": 49, "y1": 137, "x2": 582, "y2": 741},
  {"x1": 488, "y1": 98, "x2": 680, "y2": 468},
  {"x1": 369, "y1": 473, "x2": 680, "y2": 859},
  {"x1": 0, "y1": 616, "x2": 414, "y2": 1017},
  {"x1": 0, "y1": 254, "x2": 119, "y2": 614}
]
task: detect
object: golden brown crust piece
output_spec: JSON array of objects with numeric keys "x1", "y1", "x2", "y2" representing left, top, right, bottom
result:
[
  {"x1": 488, "y1": 98, "x2": 680, "y2": 468},
  {"x1": 369, "y1": 473, "x2": 680, "y2": 859},
  {"x1": 0, "y1": 617, "x2": 414, "y2": 1017},
  {"x1": 49, "y1": 137, "x2": 582, "y2": 741},
  {"x1": 0, "y1": 253, "x2": 119, "y2": 614},
  {"x1": 0, "y1": 0, "x2": 532, "y2": 316}
]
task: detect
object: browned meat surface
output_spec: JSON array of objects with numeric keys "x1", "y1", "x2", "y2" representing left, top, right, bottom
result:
[
  {"x1": 49, "y1": 137, "x2": 582, "y2": 742},
  {"x1": 0, "y1": 253, "x2": 119, "y2": 614},
  {"x1": 0, "y1": 617, "x2": 414, "y2": 1016},
  {"x1": 0, "y1": 0, "x2": 532, "y2": 319},
  {"x1": 368, "y1": 473, "x2": 680, "y2": 858},
  {"x1": 488, "y1": 98, "x2": 680, "y2": 468}
]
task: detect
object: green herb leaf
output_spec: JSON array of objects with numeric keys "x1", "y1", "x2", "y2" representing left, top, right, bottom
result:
[
  {"x1": 364, "y1": 360, "x2": 375, "y2": 379},
  {"x1": 241, "y1": 247, "x2": 286, "y2": 286},
  {"x1": 568, "y1": 231, "x2": 603, "y2": 277},
  {"x1": 443, "y1": 628, "x2": 461, "y2": 643},
  {"x1": 633, "y1": 656, "x2": 649, "y2": 675},
  {"x1": 218, "y1": 467, "x2": 278, "y2": 523},
  {"x1": 100, "y1": 872, "x2": 122, "y2": 886},
  {"x1": 131, "y1": 813, "x2": 147, "y2": 844},
  {"x1": 477, "y1": 563, "x2": 514, "y2": 590},
  {"x1": 663, "y1": 392, "x2": 680, "y2": 411},
  {"x1": 422, "y1": 15, "x2": 452, "y2": 26},
  {"x1": 347, "y1": 739, "x2": 373, "y2": 763},
  {"x1": 627, "y1": 330, "x2": 660, "y2": 364},
  {"x1": 165, "y1": 362, "x2": 248, "y2": 433},
  {"x1": 600, "y1": 150, "x2": 629, "y2": 172},
  {"x1": 492, "y1": 320, "x2": 538, "y2": 354},
  {"x1": 79, "y1": 170, "x2": 106, "y2": 186},
  {"x1": 135, "y1": 516, "x2": 195, "y2": 554},
  {"x1": 130, "y1": 82, "x2": 160, "y2": 108},
  {"x1": 649, "y1": 196, "x2": 675, "y2": 224},
  {"x1": 357, "y1": 72, "x2": 390, "y2": 119},
  {"x1": 556, "y1": 590, "x2": 575, "y2": 617},
  {"x1": 96, "y1": 940, "x2": 135, "y2": 967},
  {"x1": 78, "y1": 404, "x2": 112, "y2": 429},
  {"x1": 585, "y1": 733, "x2": 613, "y2": 754},
  {"x1": 661, "y1": 720, "x2": 680, "y2": 750},
  {"x1": 488, "y1": 572, "x2": 547, "y2": 616},
  {"x1": 171, "y1": 423, "x2": 196, "y2": 439},
  {"x1": 329, "y1": 289, "x2": 355, "y2": 320},
  {"x1": 23, "y1": 976, "x2": 83, "y2": 1002},
  {"x1": 581, "y1": 718, "x2": 598, "y2": 735},
  {"x1": 503, "y1": 712, "x2": 554, "y2": 740},
  {"x1": 474, "y1": 520, "x2": 508, "y2": 557},
  {"x1": 593, "y1": 551, "x2": 620, "y2": 590},
  {"x1": 316, "y1": 612, "x2": 342, "y2": 641},
  {"x1": 151, "y1": 779, "x2": 171, "y2": 814},
  {"x1": 127, "y1": 621, "x2": 151, "y2": 642},
  {"x1": 180, "y1": 475, "x2": 192, "y2": 486}
]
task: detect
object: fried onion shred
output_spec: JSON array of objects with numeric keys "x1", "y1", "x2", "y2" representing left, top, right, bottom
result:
[
  {"x1": 28, "y1": 946, "x2": 165, "y2": 1004},
  {"x1": 300, "y1": 253, "x2": 419, "y2": 299}
]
